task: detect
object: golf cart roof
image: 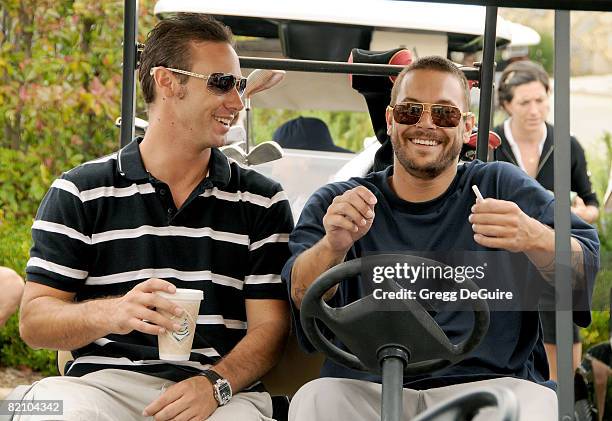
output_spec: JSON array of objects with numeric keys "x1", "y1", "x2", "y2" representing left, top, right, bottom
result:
[
  {"x1": 154, "y1": 0, "x2": 539, "y2": 112},
  {"x1": 154, "y1": 0, "x2": 522, "y2": 45},
  {"x1": 415, "y1": 0, "x2": 612, "y2": 11}
]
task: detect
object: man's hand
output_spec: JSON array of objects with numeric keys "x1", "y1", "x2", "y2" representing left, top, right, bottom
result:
[
  {"x1": 322, "y1": 186, "x2": 377, "y2": 255},
  {"x1": 143, "y1": 376, "x2": 217, "y2": 421},
  {"x1": 107, "y1": 278, "x2": 184, "y2": 336},
  {"x1": 571, "y1": 196, "x2": 589, "y2": 220},
  {"x1": 290, "y1": 186, "x2": 377, "y2": 308},
  {"x1": 470, "y1": 198, "x2": 548, "y2": 253},
  {"x1": 571, "y1": 196, "x2": 599, "y2": 223}
]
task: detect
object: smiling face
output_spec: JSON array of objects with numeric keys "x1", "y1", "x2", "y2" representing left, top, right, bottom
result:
[
  {"x1": 386, "y1": 69, "x2": 473, "y2": 180},
  {"x1": 162, "y1": 41, "x2": 244, "y2": 149},
  {"x1": 502, "y1": 80, "x2": 549, "y2": 132}
]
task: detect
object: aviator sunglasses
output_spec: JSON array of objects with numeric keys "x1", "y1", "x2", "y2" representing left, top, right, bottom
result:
[
  {"x1": 388, "y1": 102, "x2": 472, "y2": 128},
  {"x1": 150, "y1": 66, "x2": 248, "y2": 96}
]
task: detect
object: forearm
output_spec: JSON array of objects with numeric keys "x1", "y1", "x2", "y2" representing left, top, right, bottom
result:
[
  {"x1": 20, "y1": 296, "x2": 113, "y2": 350},
  {"x1": 291, "y1": 236, "x2": 347, "y2": 309},
  {"x1": 0, "y1": 305, "x2": 17, "y2": 327},
  {"x1": 0, "y1": 290, "x2": 22, "y2": 326},
  {"x1": 524, "y1": 221, "x2": 585, "y2": 284},
  {"x1": 0, "y1": 268, "x2": 24, "y2": 326},
  {"x1": 212, "y1": 318, "x2": 290, "y2": 393}
]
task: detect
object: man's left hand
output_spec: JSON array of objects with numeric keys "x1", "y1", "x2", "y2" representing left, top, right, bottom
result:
[
  {"x1": 143, "y1": 376, "x2": 218, "y2": 421},
  {"x1": 470, "y1": 198, "x2": 547, "y2": 253},
  {"x1": 570, "y1": 196, "x2": 589, "y2": 220}
]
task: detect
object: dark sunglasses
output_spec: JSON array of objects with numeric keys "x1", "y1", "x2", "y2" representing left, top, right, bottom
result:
[
  {"x1": 388, "y1": 102, "x2": 472, "y2": 128},
  {"x1": 150, "y1": 66, "x2": 247, "y2": 96}
]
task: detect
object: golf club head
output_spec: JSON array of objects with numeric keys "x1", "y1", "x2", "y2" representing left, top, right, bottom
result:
[
  {"x1": 224, "y1": 125, "x2": 246, "y2": 145},
  {"x1": 115, "y1": 116, "x2": 149, "y2": 136},
  {"x1": 244, "y1": 69, "x2": 286, "y2": 99},
  {"x1": 220, "y1": 143, "x2": 248, "y2": 165},
  {"x1": 246, "y1": 141, "x2": 284, "y2": 165}
]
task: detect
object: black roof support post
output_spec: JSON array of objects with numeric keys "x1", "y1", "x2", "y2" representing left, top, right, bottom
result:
[
  {"x1": 120, "y1": 0, "x2": 138, "y2": 147},
  {"x1": 553, "y1": 9, "x2": 574, "y2": 421},
  {"x1": 476, "y1": 6, "x2": 497, "y2": 162}
]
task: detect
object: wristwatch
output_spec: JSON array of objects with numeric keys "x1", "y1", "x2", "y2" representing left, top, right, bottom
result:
[{"x1": 200, "y1": 370, "x2": 232, "y2": 406}]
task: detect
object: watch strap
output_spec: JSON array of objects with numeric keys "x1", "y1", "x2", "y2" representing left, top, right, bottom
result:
[
  {"x1": 200, "y1": 370, "x2": 232, "y2": 406},
  {"x1": 200, "y1": 369, "x2": 223, "y2": 384}
]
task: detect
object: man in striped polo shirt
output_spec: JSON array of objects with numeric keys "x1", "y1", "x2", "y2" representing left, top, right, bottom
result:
[{"x1": 13, "y1": 14, "x2": 293, "y2": 421}]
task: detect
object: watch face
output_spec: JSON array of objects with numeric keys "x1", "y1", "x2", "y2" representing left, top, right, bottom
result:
[{"x1": 215, "y1": 380, "x2": 232, "y2": 405}]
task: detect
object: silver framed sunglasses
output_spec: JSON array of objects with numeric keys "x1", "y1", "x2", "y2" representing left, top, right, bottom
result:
[{"x1": 150, "y1": 66, "x2": 247, "y2": 96}]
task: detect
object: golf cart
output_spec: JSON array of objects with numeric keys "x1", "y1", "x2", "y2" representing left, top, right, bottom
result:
[{"x1": 108, "y1": 0, "x2": 612, "y2": 420}]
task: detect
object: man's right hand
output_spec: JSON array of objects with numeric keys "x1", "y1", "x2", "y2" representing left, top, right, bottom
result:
[
  {"x1": 290, "y1": 186, "x2": 377, "y2": 309},
  {"x1": 322, "y1": 186, "x2": 377, "y2": 255},
  {"x1": 107, "y1": 278, "x2": 184, "y2": 336}
]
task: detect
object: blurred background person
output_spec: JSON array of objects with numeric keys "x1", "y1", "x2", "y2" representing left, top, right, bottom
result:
[
  {"x1": 0, "y1": 266, "x2": 24, "y2": 327},
  {"x1": 493, "y1": 59, "x2": 600, "y2": 381},
  {"x1": 493, "y1": 60, "x2": 599, "y2": 223}
]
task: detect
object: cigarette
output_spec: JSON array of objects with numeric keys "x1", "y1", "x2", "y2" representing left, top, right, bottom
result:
[{"x1": 472, "y1": 185, "x2": 484, "y2": 201}]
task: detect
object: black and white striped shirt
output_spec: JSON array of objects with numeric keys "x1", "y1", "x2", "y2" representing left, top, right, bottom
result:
[{"x1": 27, "y1": 139, "x2": 293, "y2": 383}]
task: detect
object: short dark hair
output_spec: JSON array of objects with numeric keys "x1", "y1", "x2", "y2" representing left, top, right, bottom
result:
[
  {"x1": 139, "y1": 14, "x2": 234, "y2": 104},
  {"x1": 390, "y1": 56, "x2": 471, "y2": 110},
  {"x1": 497, "y1": 60, "x2": 549, "y2": 108}
]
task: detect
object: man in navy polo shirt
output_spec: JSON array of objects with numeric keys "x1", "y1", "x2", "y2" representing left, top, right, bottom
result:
[
  {"x1": 284, "y1": 56, "x2": 599, "y2": 421},
  {"x1": 14, "y1": 14, "x2": 293, "y2": 421}
]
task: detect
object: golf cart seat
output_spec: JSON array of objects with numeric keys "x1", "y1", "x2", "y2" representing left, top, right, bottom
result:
[
  {"x1": 349, "y1": 47, "x2": 413, "y2": 151},
  {"x1": 57, "y1": 333, "x2": 324, "y2": 421}
]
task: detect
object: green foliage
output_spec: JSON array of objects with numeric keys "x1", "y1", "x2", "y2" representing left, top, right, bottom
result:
[
  {"x1": 0, "y1": 314, "x2": 57, "y2": 375},
  {"x1": 0, "y1": 0, "x2": 158, "y2": 373},
  {"x1": 582, "y1": 311, "x2": 610, "y2": 351},
  {"x1": 0, "y1": 214, "x2": 31, "y2": 274},
  {"x1": 0, "y1": 216, "x2": 56, "y2": 374},
  {"x1": 591, "y1": 254, "x2": 612, "y2": 312},
  {"x1": 581, "y1": 132, "x2": 612, "y2": 353},
  {"x1": 528, "y1": 31, "x2": 554, "y2": 75},
  {"x1": 0, "y1": 147, "x2": 51, "y2": 220},
  {"x1": 588, "y1": 132, "x2": 612, "y2": 252}
]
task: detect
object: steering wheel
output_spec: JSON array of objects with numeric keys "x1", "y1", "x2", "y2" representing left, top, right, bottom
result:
[{"x1": 300, "y1": 254, "x2": 490, "y2": 374}]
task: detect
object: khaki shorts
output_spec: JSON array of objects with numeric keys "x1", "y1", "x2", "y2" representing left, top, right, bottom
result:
[{"x1": 4, "y1": 369, "x2": 273, "y2": 421}]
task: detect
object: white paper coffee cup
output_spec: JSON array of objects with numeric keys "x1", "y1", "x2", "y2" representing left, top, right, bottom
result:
[{"x1": 156, "y1": 288, "x2": 203, "y2": 361}]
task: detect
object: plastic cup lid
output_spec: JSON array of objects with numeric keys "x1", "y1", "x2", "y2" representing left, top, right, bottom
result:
[{"x1": 157, "y1": 288, "x2": 203, "y2": 301}]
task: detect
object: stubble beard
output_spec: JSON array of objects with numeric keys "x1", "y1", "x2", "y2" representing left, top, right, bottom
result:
[{"x1": 391, "y1": 128, "x2": 463, "y2": 180}]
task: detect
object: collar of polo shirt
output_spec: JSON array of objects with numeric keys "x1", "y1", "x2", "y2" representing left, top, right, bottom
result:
[{"x1": 117, "y1": 138, "x2": 231, "y2": 188}]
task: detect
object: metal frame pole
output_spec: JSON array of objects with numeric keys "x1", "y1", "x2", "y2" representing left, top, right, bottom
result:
[
  {"x1": 553, "y1": 9, "x2": 574, "y2": 421},
  {"x1": 476, "y1": 6, "x2": 497, "y2": 162},
  {"x1": 379, "y1": 347, "x2": 409, "y2": 421},
  {"x1": 120, "y1": 0, "x2": 138, "y2": 147},
  {"x1": 238, "y1": 56, "x2": 481, "y2": 80},
  {"x1": 381, "y1": 357, "x2": 405, "y2": 421}
]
